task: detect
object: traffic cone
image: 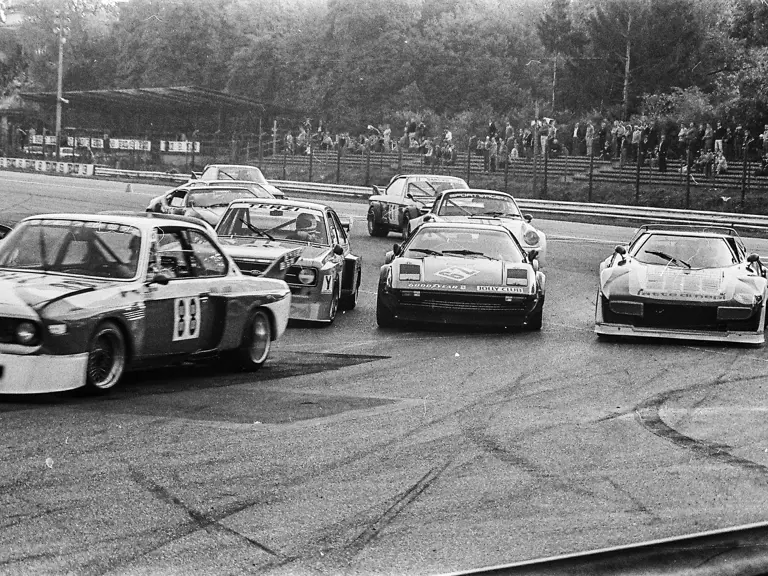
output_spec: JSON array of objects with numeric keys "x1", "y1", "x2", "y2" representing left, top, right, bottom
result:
[{"x1": 125, "y1": 183, "x2": 133, "y2": 193}]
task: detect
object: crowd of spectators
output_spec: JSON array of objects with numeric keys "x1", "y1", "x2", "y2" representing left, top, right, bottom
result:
[{"x1": 281, "y1": 117, "x2": 768, "y2": 177}]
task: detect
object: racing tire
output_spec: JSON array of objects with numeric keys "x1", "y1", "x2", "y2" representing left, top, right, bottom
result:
[
  {"x1": 367, "y1": 207, "x2": 388, "y2": 237},
  {"x1": 525, "y1": 297, "x2": 544, "y2": 331},
  {"x1": 325, "y1": 286, "x2": 340, "y2": 325},
  {"x1": 401, "y1": 213, "x2": 411, "y2": 239},
  {"x1": 85, "y1": 321, "x2": 127, "y2": 393},
  {"x1": 376, "y1": 295, "x2": 397, "y2": 328},
  {"x1": 340, "y1": 270, "x2": 360, "y2": 311},
  {"x1": 234, "y1": 308, "x2": 272, "y2": 370}
]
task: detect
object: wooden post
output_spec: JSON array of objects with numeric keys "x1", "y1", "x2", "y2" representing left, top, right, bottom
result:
[
  {"x1": 365, "y1": 147, "x2": 371, "y2": 186},
  {"x1": 466, "y1": 140, "x2": 471, "y2": 187},
  {"x1": 504, "y1": 155, "x2": 509, "y2": 193},
  {"x1": 686, "y1": 147, "x2": 692, "y2": 209},
  {"x1": 543, "y1": 146, "x2": 548, "y2": 198},
  {"x1": 588, "y1": 153, "x2": 594, "y2": 202},
  {"x1": 741, "y1": 150, "x2": 748, "y2": 209},
  {"x1": 635, "y1": 141, "x2": 641, "y2": 204},
  {"x1": 336, "y1": 144, "x2": 341, "y2": 184},
  {"x1": 308, "y1": 146, "x2": 313, "y2": 182},
  {"x1": 258, "y1": 118, "x2": 263, "y2": 163},
  {"x1": 282, "y1": 149, "x2": 287, "y2": 180}
]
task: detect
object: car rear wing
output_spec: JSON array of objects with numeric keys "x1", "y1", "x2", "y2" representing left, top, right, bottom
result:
[{"x1": 629, "y1": 223, "x2": 742, "y2": 246}]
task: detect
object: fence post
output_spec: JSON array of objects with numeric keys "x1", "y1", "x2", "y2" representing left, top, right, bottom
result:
[
  {"x1": 543, "y1": 146, "x2": 548, "y2": 198},
  {"x1": 365, "y1": 147, "x2": 371, "y2": 186},
  {"x1": 685, "y1": 147, "x2": 692, "y2": 209},
  {"x1": 336, "y1": 145, "x2": 341, "y2": 184},
  {"x1": 588, "y1": 153, "x2": 594, "y2": 202},
  {"x1": 466, "y1": 139, "x2": 471, "y2": 186},
  {"x1": 398, "y1": 145, "x2": 403, "y2": 172},
  {"x1": 258, "y1": 118, "x2": 263, "y2": 163},
  {"x1": 741, "y1": 152, "x2": 748, "y2": 209},
  {"x1": 635, "y1": 144, "x2": 641, "y2": 204},
  {"x1": 308, "y1": 146, "x2": 314, "y2": 182},
  {"x1": 282, "y1": 149, "x2": 287, "y2": 180},
  {"x1": 504, "y1": 155, "x2": 509, "y2": 193}
]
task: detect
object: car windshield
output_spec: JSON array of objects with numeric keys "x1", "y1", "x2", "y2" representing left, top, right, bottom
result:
[
  {"x1": 408, "y1": 178, "x2": 466, "y2": 197},
  {"x1": 203, "y1": 165, "x2": 268, "y2": 184},
  {"x1": 0, "y1": 219, "x2": 141, "y2": 279},
  {"x1": 186, "y1": 188, "x2": 259, "y2": 208},
  {"x1": 217, "y1": 203, "x2": 329, "y2": 245},
  {"x1": 404, "y1": 226, "x2": 523, "y2": 262},
  {"x1": 632, "y1": 234, "x2": 738, "y2": 268},
  {"x1": 436, "y1": 192, "x2": 522, "y2": 218}
]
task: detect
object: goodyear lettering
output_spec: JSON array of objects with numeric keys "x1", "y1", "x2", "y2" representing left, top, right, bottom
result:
[{"x1": 406, "y1": 283, "x2": 467, "y2": 290}]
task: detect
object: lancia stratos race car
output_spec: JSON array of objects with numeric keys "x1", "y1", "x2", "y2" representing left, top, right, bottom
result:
[
  {"x1": 215, "y1": 198, "x2": 361, "y2": 323},
  {"x1": 367, "y1": 174, "x2": 467, "y2": 238},
  {"x1": 595, "y1": 225, "x2": 768, "y2": 344},
  {"x1": 146, "y1": 182, "x2": 274, "y2": 226},
  {"x1": 376, "y1": 221, "x2": 545, "y2": 329},
  {"x1": 406, "y1": 188, "x2": 547, "y2": 266},
  {"x1": 0, "y1": 213, "x2": 291, "y2": 394}
]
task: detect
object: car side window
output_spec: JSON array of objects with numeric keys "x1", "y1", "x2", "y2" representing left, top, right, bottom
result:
[
  {"x1": 330, "y1": 211, "x2": 348, "y2": 244},
  {"x1": 187, "y1": 230, "x2": 227, "y2": 276},
  {"x1": 386, "y1": 178, "x2": 405, "y2": 198},
  {"x1": 147, "y1": 227, "x2": 194, "y2": 279}
]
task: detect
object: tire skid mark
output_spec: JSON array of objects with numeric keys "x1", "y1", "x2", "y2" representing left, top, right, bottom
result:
[
  {"x1": 128, "y1": 468, "x2": 283, "y2": 558},
  {"x1": 601, "y1": 475, "x2": 660, "y2": 520},
  {"x1": 343, "y1": 459, "x2": 452, "y2": 558},
  {"x1": 635, "y1": 392, "x2": 768, "y2": 476}
]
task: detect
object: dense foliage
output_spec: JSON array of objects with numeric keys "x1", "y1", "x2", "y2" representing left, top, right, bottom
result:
[{"x1": 3, "y1": 0, "x2": 768, "y2": 133}]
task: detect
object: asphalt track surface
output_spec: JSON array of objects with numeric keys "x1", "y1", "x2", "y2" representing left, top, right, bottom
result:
[{"x1": 3, "y1": 171, "x2": 768, "y2": 575}]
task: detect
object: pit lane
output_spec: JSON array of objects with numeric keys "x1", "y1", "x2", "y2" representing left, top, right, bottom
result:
[{"x1": 3, "y1": 171, "x2": 768, "y2": 575}]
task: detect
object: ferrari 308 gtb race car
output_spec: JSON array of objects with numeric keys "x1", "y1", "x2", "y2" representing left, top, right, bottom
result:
[
  {"x1": 0, "y1": 213, "x2": 291, "y2": 394},
  {"x1": 376, "y1": 221, "x2": 545, "y2": 329},
  {"x1": 595, "y1": 225, "x2": 768, "y2": 344}
]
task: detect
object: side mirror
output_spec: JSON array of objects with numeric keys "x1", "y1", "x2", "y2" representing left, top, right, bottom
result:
[
  {"x1": 615, "y1": 245, "x2": 627, "y2": 265},
  {"x1": 392, "y1": 243, "x2": 401, "y2": 256},
  {"x1": 747, "y1": 253, "x2": 760, "y2": 263},
  {"x1": 146, "y1": 273, "x2": 170, "y2": 286},
  {"x1": 406, "y1": 193, "x2": 414, "y2": 200},
  {"x1": 384, "y1": 251, "x2": 395, "y2": 264},
  {"x1": 372, "y1": 185, "x2": 381, "y2": 195},
  {"x1": 333, "y1": 244, "x2": 344, "y2": 256},
  {"x1": 190, "y1": 172, "x2": 198, "y2": 180},
  {"x1": 527, "y1": 249, "x2": 539, "y2": 263},
  {"x1": 524, "y1": 214, "x2": 533, "y2": 223}
]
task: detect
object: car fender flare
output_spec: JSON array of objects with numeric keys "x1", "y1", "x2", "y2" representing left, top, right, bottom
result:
[{"x1": 95, "y1": 315, "x2": 135, "y2": 366}]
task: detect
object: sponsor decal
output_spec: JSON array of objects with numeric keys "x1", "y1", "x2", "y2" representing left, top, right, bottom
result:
[
  {"x1": 477, "y1": 285, "x2": 525, "y2": 293},
  {"x1": 637, "y1": 289, "x2": 725, "y2": 301},
  {"x1": 321, "y1": 274, "x2": 334, "y2": 294},
  {"x1": 435, "y1": 266, "x2": 479, "y2": 282},
  {"x1": 173, "y1": 296, "x2": 201, "y2": 341},
  {"x1": 406, "y1": 282, "x2": 467, "y2": 290},
  {"x1": 399, "y1": 263, "x2": 421, "y2": 281}
]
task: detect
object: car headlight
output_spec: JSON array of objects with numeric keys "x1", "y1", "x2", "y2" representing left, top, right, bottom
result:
[
  {"x1": 15, "y1": 321, "x2": 39, "y2": 345},
  {"x1": 735, "y1": 292, "x2": 757, "y2": 306},
  {"x1": 523, "y1": 229, "x2": 540, "y2": 246},
  {"x1": 298, "y1": 268, "x2": 317, "y2": 285}
]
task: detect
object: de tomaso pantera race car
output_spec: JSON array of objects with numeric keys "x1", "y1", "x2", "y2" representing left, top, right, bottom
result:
[
  {"x1": 376, "y1": 221, "x2": 545, "y2": 329},
  {"x1": 595, "y1": 225, "x2": 768, "y2": 344},
  {"x1": 0, "y1": 213, "x2": 291, "y2": 394}
]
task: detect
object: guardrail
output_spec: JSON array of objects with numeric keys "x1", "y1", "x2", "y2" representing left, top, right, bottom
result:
[{"x1": 6, "y1": 162, "x2": 768, "y2": 236}]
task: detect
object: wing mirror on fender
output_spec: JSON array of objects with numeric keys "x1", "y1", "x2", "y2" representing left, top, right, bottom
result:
[
  {"x1": 615, "y1": 245, "x2": 627, "y2": 265},
  {"x1": 747, "y1": 253, "x2": 765, "y2": 276},
  {"x1": 384, "y1": 251, "x2": 395, "y2": 264},
  {"x1": 524, "y1": 214, "x2": 533, "y2": 223},
  {"x1": 333, "y1": 244, "x2": 344, "y2": 256},
  {"x1": 392, "y1": 243, "x2": 401, "y2": 256}
]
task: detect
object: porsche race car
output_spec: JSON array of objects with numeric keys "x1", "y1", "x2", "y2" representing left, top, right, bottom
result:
[
  {"x1": 376, "y1": 221, "x2": 545, "y2": 329},
  {"x1": 595, "y1": 225, "x2": 768, "y2": 344}
]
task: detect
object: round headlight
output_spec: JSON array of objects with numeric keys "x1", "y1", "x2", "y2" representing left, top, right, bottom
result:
[
  {"x1": 523, "y1": 229, "x2": 540, "y2": 246},
  {"x1": 15, "y1": 321, "x2": 38, "y2": 345},
  {"x1": 298, "y1": 268, "x2": 316, "y2": 285}
]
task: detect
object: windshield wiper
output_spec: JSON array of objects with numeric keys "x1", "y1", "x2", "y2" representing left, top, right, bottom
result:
[
  {"x1": 408, "y1": 248, "x2": 443, "y2": 256},
  {"x1": 644, "y1": 250, "x2": 691, "y2": 269},
  {"x1": 479, "y1": 211, "x2": 521, "y2": 218},
  {"x1": 239, "y1": 218, "x2": 275, "y2": 241},
  {"x1": 442, "y1": 249, "x2": 494, "y2": 260}
]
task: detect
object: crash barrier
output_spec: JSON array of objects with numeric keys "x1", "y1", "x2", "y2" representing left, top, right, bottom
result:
[
  {"x1": 0, "y1": 156, "x2": 95, "y2": 177},
  {"x1": 439, "y1": 520, "x2": 768, "y2": 576},
  {"x1": 95, "y1": 166, "x2": 188, "y2": 182}
]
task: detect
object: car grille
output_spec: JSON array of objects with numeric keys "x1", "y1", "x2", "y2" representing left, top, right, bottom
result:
[
  {"x1": 234, "y1": 259, "x2": 270, "y2": 276},
  {"x1": 603, "y1": 299, "x2": 759, "y2": 331},
  {"x1": 0, "y1": 317, "x2": 15, "y2": 343},
  {"x1": 397, "y1": 291, "x2": 529, "y2": 312}
]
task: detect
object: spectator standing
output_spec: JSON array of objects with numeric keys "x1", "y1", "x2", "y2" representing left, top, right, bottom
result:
[
  {"x1": 761, "y1": 125, "x2": 768, "y2": 157},
  {"x1": 704, "y1": 123, "x2": 714, "y2": 152},
  {"x1": 488, "y1": 120, "x2": 497, "y2": 138},
  {"x1": 489, "y1": 136, "x2": 498, "y2": 172},
  {"x1": 285, "y1": 132, "x2": 294, "y2": 155},
  {"x1": 383, "y1": 124, "x2": 391, "y2": 150},
  {"x1": 714, "y1": 121, "x2": 726, "y2": 155},
  {"x1": 743, "y1": 129, "x2": 755, "y2": 161},
  {"x1": 734, "y1": 126, "x2": 744, "y2": 160},
  {"x1": 505, "y1": 121, "x2": 514, "y2": 141},
  {"x1": 657, "y1": 134, "x2": 669, "y2": 172},
  {"x1": 632, "y1": 125, "x2": 642, "y2": 162},
  {"x1": 585, "y1": 122, "x2": 595, "y2": 157},
  {"x1": 523, "y1": 128, "x2": 533, "y2": 158}
]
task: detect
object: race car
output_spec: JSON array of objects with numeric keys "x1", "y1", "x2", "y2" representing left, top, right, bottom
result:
[
  {"x1": 146, "y1": 182, "x2": 273, "y2": 226},
  {"x1": 367, "y1": 174, "x2": 467, "y2": 238},
  {"x1": 406, "y1": 188, "x2": 547, "y2": 266},
  {"x1": 192, "y1": 164, "x2": 286, "y2": 198},
  {"x1": 215, "y1": 198, "x2": 361, "y2": 323},
  {"x1": 595, "y1": 224, "x2": 768, "y2": 344},
  {"x1": 376, "y1": 221, "x2": 545, "y2": 329},
  {"x1": 0, "y1": 213, "x2": 291, "y2": 394}
]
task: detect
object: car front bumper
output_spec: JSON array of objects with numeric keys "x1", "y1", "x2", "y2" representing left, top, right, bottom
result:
[
  {"x1": 288, "y1": 286, "x2": 335, "y2": 322},
  {"x1": 0, "y1": 352, "x2": 88, "y2": 394},
  {"x1": 594, "y1": 322, "x2": 765, "y2": 345}
]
